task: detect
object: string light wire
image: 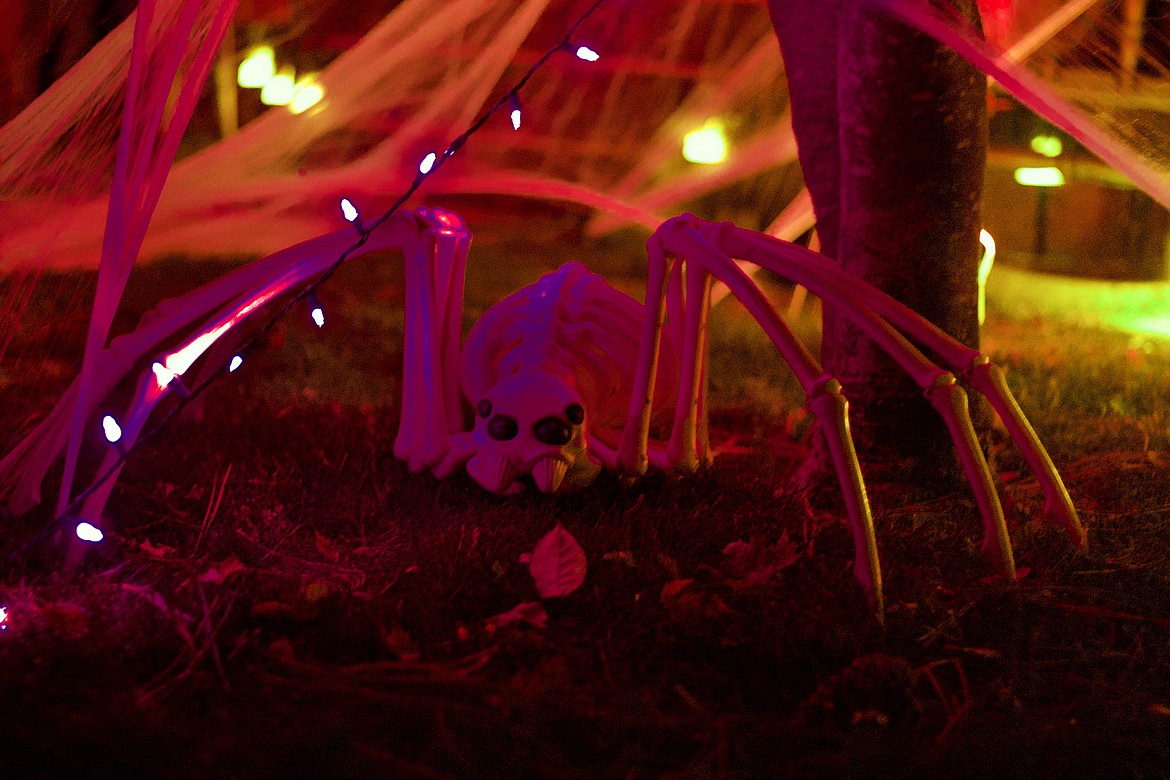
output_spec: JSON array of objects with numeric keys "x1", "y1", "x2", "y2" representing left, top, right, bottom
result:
[{"x1": 52, "y1": 0, "x2": 610, "y2": 538}]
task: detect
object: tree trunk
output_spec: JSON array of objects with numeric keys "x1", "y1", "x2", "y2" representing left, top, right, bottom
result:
[{"x1": 769, "y1": 0, "x2": 988, "y2": 487}]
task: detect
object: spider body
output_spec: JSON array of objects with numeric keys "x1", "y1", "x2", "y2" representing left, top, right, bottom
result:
[{"x1": 436, "y1": 261, "x2": 680, "y2": 494}]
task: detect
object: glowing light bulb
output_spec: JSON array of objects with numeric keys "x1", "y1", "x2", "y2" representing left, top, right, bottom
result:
[
  {"x1": 101, "y1": 414, "x2": 122, "y2": 443},
  {"x1": 575, "y1": 45, "x2": 600, "y2": 62},
  {"x1": 260, "y1": 69, "x2": 296, "y2": 106},
  {"x1": 76, "y1": 522, "x2": 104, "y2": 543},
  {"x1": 1030, "y1": 135, "x2": 1063, "y2": 158},
  {"x1": 978, "y1": 229, "x2": 996, "y2": 325},
  {"x1": 290, "y1": 79, "x2": 323, "y2": 114},
  {"x1": 1014, "y1": 166, "x2": 1064, "y2": 187},
  {"x1": 311, "y1": 307, "x2": 325, "y2": 328},
  {"x1": 508, "y1": 94, "x2": 522, "y2": 130},
  {"x1": 229, "y1": 355, "x2": 244, "y2": 372},
  {"x1": 419, "y1": 152, "x2": 437, "y2": 174},
  {"x1": 682, "y1": 122, "x2": 728, "y2": 165},
  {"x1": 0, "y1": 606, "x2": 8, "y2": 631},
  {"x1": 340, "y1": 198, "x2": 359, "y2": 222},
  {"x1": 237, "y1": 46, "x2": 275, "y2": 89}
]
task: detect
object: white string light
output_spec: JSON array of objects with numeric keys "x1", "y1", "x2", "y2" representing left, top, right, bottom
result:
[
  {"x1": 75, "y1": 522, "x2": 104, "y2": 543},
  {"x1": 509, "y1": 94, "x2": 522, "y2": 130},
  {"x1": 57, "y1": 0, "x2": 610, "y2": 539},
  {"x1": 308, "y1": 294, "x2": 325, "y2": 328},
  {"x1": 0, "y1": 605, "x2": 9, "y2": 631},
  {"x1": 101, "y1": 415, "x2": 123, "y2": 444}
]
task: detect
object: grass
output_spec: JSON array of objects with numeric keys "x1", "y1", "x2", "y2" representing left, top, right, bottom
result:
[{"x1": 2, "y1": 240, "x2": 1169, "y2": 778}]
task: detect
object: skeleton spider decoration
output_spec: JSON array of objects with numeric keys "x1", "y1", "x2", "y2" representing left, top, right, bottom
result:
[
  {"x1": 391, "y1": 209, "x2": 1085, "y2": 615},
  {"x1": 18, "y1": 207, "x2": 1082, "y2": 613}
]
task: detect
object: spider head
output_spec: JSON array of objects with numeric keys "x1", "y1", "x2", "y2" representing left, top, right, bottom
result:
[{"x1": 466, "y1": 373, "x2": 600, "y2": 493}]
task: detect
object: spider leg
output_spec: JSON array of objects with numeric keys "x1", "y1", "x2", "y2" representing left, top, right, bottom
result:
[
  {"x1": 633, "y1": 217, "x2": 885, "y2": 616},
  {"x1": 393, "y1": 209, "x2": 471, "y2": 472},
  {"x1": 663, "y1": 259, "x2": 713, "y2": 471},
  {"x1": 699, "y1": 221, "x2": 1084, "y2": 550}
]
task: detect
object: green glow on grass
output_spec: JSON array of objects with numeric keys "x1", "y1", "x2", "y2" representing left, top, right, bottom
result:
[{"x1": 988, "y1": 265, "x2": 1170, "y2": 340}]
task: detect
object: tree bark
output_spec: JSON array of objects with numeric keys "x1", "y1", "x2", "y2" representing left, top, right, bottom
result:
[{"x1": 769, "y1": 0, "x2": 988, "y2": 486}]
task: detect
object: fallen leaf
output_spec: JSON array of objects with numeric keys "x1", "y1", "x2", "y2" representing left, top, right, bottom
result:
[
  {"x1": 382, "y1": 623, "x2": 421, "y2": 661},
  {"x1": 139, "y1": 539, "x2": 177, "y2": 557},
  {"x1": 199, "y1": 554, "x2": 246, "y2": 584},
  {"x1": 660, "y1": 579, "x2": 735, "y2": 622},
  {"x1": 315, "y1": 532, "x2": 340, "y2": 562},
  {"x1": 721, "y1": 532, "x2": 800, "y2": 588},
  {"x1": 603, "y1": 551, "x2": 635, "y2": 568},
  {"x1": 529, "y1": 523, "x2": 586, "y2": 599},
  {"x1": 303, "y1": 581, "x2": 331, "y2": 604},
  {"x1": 486, "y1": 601, "x2": 548, "y2": 632}
]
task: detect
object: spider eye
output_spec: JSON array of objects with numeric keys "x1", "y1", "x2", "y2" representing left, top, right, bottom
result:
[
  {"x1": 487, "y1": 414, "x2": 518, "y2": 441},
  {"x1": 564, "y1": 403, "x2": 584, "y2": 425},
  {"x1": 477, "y1": 399, "x2": 493, "y2": 418},
  {"x1": 534, "y1": 417, "x2": 572, "y2": 446}
]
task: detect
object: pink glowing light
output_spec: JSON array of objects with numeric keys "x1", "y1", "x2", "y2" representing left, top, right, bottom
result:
[
  {"x1": 76, "y1": 522, "x2": 104, "y2": 543},
  {"x1": 154, "y1": 289, "x2": 279, "y2": 393}
]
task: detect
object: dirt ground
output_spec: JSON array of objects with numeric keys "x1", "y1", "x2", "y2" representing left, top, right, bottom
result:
[{"x1": 2, "y1": 237, "x2": 1169, "y2": 778}]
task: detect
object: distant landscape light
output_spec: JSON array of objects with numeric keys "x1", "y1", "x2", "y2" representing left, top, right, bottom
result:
[
  {"x1": 575, "y1": 45, "x2": 600, "y2": 62},
  {"x1": 1014, "y1": 166, "x2": 1064, "y2": 187},
  {"x1": 1030, "y1": 135, "x2": 1063, "y2": 158},
  {"x1": 237, "y1": 46, "x2": 275, "y2": 89},
  {"x1": 260, "y1": 70, "x2": 296, "y2": 106},
  {"x1": 290, "y1": 80, "x2": 324, "y2": 114},
  {"x1": 682, "y1": 122, "x2": 728, "y2": 165},
  {"x1": 76, "y1": 522, "x2": 104, "y2": 543},
  {"x1": 101, "y1": 414, "x2": 122, "y2": 444}
]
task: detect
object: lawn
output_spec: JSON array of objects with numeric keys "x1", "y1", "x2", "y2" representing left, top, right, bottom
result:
[{"x1": 2, "y1": 228, "x2": 1169, "y2": 778}]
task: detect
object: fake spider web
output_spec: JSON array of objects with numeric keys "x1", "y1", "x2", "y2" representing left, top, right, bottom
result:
[{"x1": 1, "y1": 0, "x2": 1169, "y2": 525}]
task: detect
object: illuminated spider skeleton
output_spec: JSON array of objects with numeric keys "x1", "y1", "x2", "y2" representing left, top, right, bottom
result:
[
  {"x1": 391, "y1": 209, "x2": 1085, "y2": 614},
  {"x1": 15, "y1": 207, "x2": 1084, "y2": 612}
]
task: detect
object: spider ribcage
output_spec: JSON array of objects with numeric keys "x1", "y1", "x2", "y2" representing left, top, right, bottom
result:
[{"x1": 460, "y1": 262, "x2": 679, "y2": 438}]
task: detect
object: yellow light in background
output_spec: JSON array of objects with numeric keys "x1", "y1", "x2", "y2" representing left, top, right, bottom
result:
[
  {"x1": 1030, "y1": 134, "x2": 1063, "y2": 158},
  {"x1": 237, "y1": 46, "x2": 275, "y2": 88},
  {"x1": 682, "y1": 121, "x2": 728, "y2": 164},
  {"x1": 290, "y1": 77, "x2": 324, "y2": 114},
  {"x1": 260, "y1": 69, "x2": 296, "y2": 106},
  {"x1": 1014, "y1": 166, "x2": 1065, "y2": 187}
]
